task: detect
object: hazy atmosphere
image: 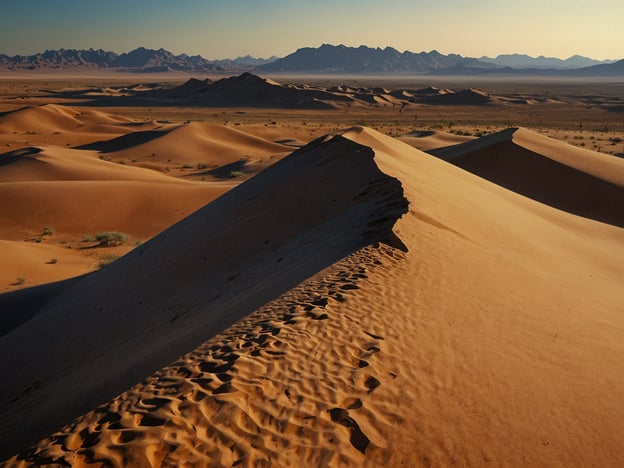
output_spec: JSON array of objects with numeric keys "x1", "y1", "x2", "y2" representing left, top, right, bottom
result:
[{"x1": 1, "y1": 0, "x2": 622, "y2": 59}]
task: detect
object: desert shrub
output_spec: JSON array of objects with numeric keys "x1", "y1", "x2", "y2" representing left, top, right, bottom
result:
[
  {"x1": 47, "y1": 258, "x2": 58, "y2": 264},
  {"x1": 15, "y1": 277, "x2": 26, "y2": 285},
  {"x1": 197, "y1": 163, "x2": 208, "y2": 170},
  {"x1": 229, "y1": 171, "x2": 245, "y2": 178},
  {"x1": 182, "y1": 164, "x2": 193, "y2": 169},
  {"x1": 42, "y1": 227, "x2": 55, "y2": 236},
  {"x1": 95, "y1": 231, "x2": 130, "y2": 247}
]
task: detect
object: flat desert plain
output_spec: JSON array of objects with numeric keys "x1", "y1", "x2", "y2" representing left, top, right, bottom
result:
[{"x1": 0, "y1": 75, "x2": 623, "y2": 467}]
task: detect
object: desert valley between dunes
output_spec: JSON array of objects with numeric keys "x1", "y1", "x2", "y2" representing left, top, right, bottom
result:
[{"x1": 0, "y1": 73, "x2": 623, "y2": 468}]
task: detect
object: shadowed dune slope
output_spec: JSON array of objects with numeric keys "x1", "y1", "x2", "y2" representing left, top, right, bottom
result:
[
  {"x1": 0, "y1": 134, "x2": 408, "y2": 457},
  {"x1": 430, "y1": 127, "x2": 624, "y2": 226}
]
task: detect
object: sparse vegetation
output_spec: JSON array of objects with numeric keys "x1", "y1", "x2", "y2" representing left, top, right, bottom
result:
[
  {"x1": 94, "y1": 231, "x2": 130, "y2": 247},
  {"x1": 229, "y1": 171, "x2": 245, "y2": 178},
  {"x1": 42, "y1": 227, "x2": 55, "y2": 236},
  {"x1": 15, "y1": 277, "x2": 26, "y2": 285},
  {"x1": 47, "y1": 258, "x2": 58, "y2": 264}
]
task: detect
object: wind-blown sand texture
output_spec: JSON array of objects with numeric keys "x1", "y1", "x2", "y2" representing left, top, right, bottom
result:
[{"x1": 1, "y1": 120, "x2": 624, "y2": 467}]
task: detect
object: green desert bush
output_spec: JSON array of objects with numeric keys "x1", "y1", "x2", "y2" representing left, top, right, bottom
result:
[
  {"x1": 95, "y1": 231, "x2": 130, "y2": 247},
  {"x1": 42, "y1": 227, "x2": 55, "y2": 236}
]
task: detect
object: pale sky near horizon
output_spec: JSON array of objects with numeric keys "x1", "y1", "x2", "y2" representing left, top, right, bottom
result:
[{"x1": 0, "y1": 0, "x2": 622, "y2": 60}]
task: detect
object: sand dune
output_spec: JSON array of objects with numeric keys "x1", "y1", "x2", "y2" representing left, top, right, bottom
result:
[
  {"x1": 1, "y1": 125, "x2": 624, "y2": 466},
  {"x1": 0, "y1": 138, "x2": 229, "y2": 240},
  {"x1": 0, "y1": 104, "x2": 83, "y2": 133},
  {"x1": 0, "y1": 107, "x2": 303, "y2": 294},
  {"x1": 423, "y1": 88, "x2": 491, "y2": 105},
  {"x1": 0, "y1": 104, "x2": 131, "y2": 134},
  {"x1": 145, "y1": 73, "x2": 353, "y2": 109},
  {"x1": 0, "y1": 145, "x2": 185, "y2": 182},
  {"x1": 101, "y1": 122, "x2": 291, "y2": 168},
  {"x1": 430, "y1": 127, "x2": 624, "y2": 226},
  {"x1": 398, "y1": 129, "x2": 474, "y2": 151},
  {"x1": 0, "y1": 132, "x2": 408, "y2": 459}
]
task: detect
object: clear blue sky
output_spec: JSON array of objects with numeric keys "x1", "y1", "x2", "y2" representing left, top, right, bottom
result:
[{"x1": 0, "y1": 0, "x2": 621, "y2": 60}]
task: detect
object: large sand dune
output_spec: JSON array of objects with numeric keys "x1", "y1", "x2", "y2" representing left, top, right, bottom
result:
[
  {"x1": 0, "y1": 132, "x2": 408, "y2": 459},
  {"x1": 1, "y1": 124, "x2": 624, "y2": 466},
  {"x1": 430, "y1": 127, "x2": 624, "y2": 226}
]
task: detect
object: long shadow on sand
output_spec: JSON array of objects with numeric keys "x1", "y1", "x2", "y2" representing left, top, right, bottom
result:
[{"x1": 76, "y1": 129, "x2": 168, "y2": 153}]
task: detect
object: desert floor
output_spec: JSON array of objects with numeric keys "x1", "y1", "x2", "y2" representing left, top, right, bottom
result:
[{"x1": 0, "y1": 75, "x2": 623, "y2": 467}]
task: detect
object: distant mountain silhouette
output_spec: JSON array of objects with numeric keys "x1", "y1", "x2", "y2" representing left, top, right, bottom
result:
[
  {"x1": 0, "y1": 47, "x2": 275, "y2": 73},
  {"x1": 479, "y1": 54, "x2": 616, "y2": 70},
  {"x1": 257, "y1": 44, "x2": 497, "y2": 74},
  {"x1": 572, "y1": 59, "x2": 624, "y2": 76},
  {"x1": 0, "y1": 45, "x2": 621, "y2": 76}
]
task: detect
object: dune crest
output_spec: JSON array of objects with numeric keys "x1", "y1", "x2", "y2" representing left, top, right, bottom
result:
[{"x1": 0, "y1": 132, "x2": 408, "y2": 458}]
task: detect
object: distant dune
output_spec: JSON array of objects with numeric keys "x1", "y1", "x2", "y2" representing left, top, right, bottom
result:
[
  {"x1": 0, "y1": 104, "x2": 131, "y2": 134},
  {"x1": 102, "y1": 122, "x2": 291, "y2": 167}
]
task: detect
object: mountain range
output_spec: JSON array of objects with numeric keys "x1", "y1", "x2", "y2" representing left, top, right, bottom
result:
[
  {"x1": 0, "y1": 47, "x2": 277, "y2": 73},
  {"x1": 0, "y1": 45, "x2": 621, "y2": 76},
  {"x1": 478, "y1": 53, "x2": 615, "y2": 70}
]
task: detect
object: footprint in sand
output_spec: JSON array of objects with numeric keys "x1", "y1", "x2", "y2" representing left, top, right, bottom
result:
[{"x1": 328, "y1": 407, "x2": 370, "y2": 454}]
